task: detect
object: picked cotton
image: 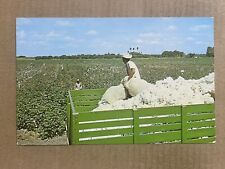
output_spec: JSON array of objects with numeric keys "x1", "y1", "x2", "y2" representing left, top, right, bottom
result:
[
  {"x1": 93, "y1": 72, "x2": 215, "y2": 112},
  {"x1": 124, "y1": 77, "x2": 149, "y2": 97},
  {"x1": 98, "y1": 84, "x2": 127, "y2": 105}
]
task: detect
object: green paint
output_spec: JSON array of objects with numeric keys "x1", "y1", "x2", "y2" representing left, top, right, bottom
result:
[{"x1": 67, "y1": 90, "x2": 216, "y2": 144}]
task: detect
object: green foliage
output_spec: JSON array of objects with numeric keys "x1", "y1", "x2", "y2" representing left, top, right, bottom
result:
[
  {"x1": 206, "y1": 47, "x2": 214, "y2": 57},
  {"x1": 186, "y1": 53, "x2": 195, "y2": 58},
  {"x1": 34, "y1": 47, "x2": 214, "y2": 60},
  {"x1": 35, "y1": 54, "x2": 122, "y2": 60},
  {"x1": 16, "y1": 61, "x2": 67, "y2": 139},
  {"x1": 17, "y1": 56, "x2": 26, "y2": 58},
  {"x1": 162, "y1": 50, "x2": 185, "y2": 57}
]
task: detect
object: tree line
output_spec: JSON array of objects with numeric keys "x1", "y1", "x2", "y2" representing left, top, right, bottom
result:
[{"x1": 16, "y1": 46, "x2": 214, "y2": 59}]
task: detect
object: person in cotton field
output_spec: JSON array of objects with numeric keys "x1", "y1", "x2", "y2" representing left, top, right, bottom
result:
[
  {"x1": 121, "y1": 53, "x2": 141, "y2": 98},
  {"x1": 75, "y1": 79, "x2": 82, "y2": 90},
  {"x1": 122, "y1": 53, "x2": 141, "y2": 80}
]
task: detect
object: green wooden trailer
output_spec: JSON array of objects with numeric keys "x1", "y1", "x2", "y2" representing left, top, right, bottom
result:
[{"x1": 67, "y1": 89, "x2": 216, "y2": 144}]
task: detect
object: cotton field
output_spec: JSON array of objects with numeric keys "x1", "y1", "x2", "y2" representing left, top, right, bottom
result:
[
  {"x1": 17, "y1": 57, "x2": 214, "y2": 141},
  {"x1": 93, "y1": 72, "x2": 215, "y2": 111}
]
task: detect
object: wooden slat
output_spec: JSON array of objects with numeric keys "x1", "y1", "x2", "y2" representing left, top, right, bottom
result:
[
  {"x1": 69, "y1": 115, "x2": 79, "y2": 144},
  {"x1": 182, "y1": 104, "x2": 214, "y2": 115},
  {"x1": 67, "y1": 103, "x2": 71, "y2": 129},
  {"x1": 167, "y1": 140, "x2": 182, "y2": 144},
  {"x1": 185, "y1": 127, "x2": 215, "y2": 139},
  {"x1": 186, "y1": 113, "x2": 215, "y2": 121},
  {"x1": 73, "y1": 89, "x2": 106, "y2": 96},
  {"x1": 66, "y1": 98, "x2": 71, "y2": 139},
  {"x1": 136, "y1": 106, "x2": 181, "y2": 117},
  {"x1": 79, "y1": 128, "x2": 133, "y2": 138},
  {"x1": 79, "y1": 120, "x2": 133, "y2": 130},
  {"x1": 75, "y1": 100, "x2": 99, "y2": 106},
  {"x1": 184, "y1": 137, "x2": 215, "y2": 144},
  {"x1": 136, "y1": 131, "x2": 181, "y2": 144},
  {"x1": 75, "y1": 105, "x2": 98, "y2": 112},
  {"x1": 78, "y1": 136, "x2": 133, "y2": 144},
  {"x1": 186, "y1": 120, "x2": 215, "y2": 129},
  {"x1": 72, "y1": 88, "x2": 105, "y2": 94},
  {"x1": 139, "y1": 116, "x2": 181, "y2": 125},
  {"x1": 137, "y1": 123, "x2": 181, "y2": 133},
  {"x1": 133, "y1": 110, "x2": 139, "y2": 144},
  {"x1": 78, "y1": 109, "x2": 133, "y2": 122},
  {"x1": 74, "y1": 93, "x2": 103, "y2": 98},
  {"x1": 73, "y1": 95, "x2": 101, "y2": 102}
]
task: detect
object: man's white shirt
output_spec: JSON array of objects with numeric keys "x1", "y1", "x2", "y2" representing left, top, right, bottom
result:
[{"x1": 126, "y1": 60, "x2": 141, "y2": 79}]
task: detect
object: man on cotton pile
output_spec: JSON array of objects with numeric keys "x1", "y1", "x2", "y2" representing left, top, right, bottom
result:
[
  {"x1": 122, "y1": 53, "x2": 140, "y2": 80},
  {"x1": 121, "y1": 53, "x2": 141, "y2": 97}
]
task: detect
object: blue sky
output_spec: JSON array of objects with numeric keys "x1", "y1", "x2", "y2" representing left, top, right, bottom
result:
[{"x1": 16, "y1": 17, "x2": 214, "y2": 56}]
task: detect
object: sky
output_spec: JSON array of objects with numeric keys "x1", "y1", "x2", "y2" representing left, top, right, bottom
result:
[{"x1": 16, "y1": 17, "x2": 214, "y2": 56}]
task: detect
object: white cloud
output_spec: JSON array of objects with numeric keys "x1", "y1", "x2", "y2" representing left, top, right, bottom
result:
[
  {"x1": 133, "y1": 38, "x2": 161, "y2": 46},
  {"x1": 167, "y1": 25, "x2": 177, "y2": 31},
  {"x1": 86, "y1": 30, "x2": 97, "y2": 35},
  {"x1": 30, "y1": 30, "x2": 63, "y2": 45},
  {"x1": 190, "y1": 24, "x2": 211, "y2": 31},
  {"x1": 55, "y1": 20, "x2": 73, "y2": 26},
  {"x1": 135, "y1": 32, "x2": 162, "y2": 45}
]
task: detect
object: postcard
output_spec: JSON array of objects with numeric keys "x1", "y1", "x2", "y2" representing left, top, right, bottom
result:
[{"x1": 16, "y1": 17, "x2": 215, "y2": 145}]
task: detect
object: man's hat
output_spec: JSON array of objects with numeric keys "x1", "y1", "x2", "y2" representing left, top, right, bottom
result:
[{"x1": 122, "y1": 53, "x2": 132, "y2": 59}]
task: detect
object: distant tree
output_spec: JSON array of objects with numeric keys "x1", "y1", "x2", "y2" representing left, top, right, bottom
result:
[
  {"x1": 162, "y1": 50, "x2": 185, "y2": 57},
  {"x1": 162, "y1": 51, "x2": 170, "y2": 57},
  {"x1": 173, "y1": 50, "x2": 185, "y2": 57},
  {"x1": 206, "y1": 47, "x2": 214, "y2": 57},
  {"x1": 187, "y1": 53, "x2": 195, "y2": 58}
]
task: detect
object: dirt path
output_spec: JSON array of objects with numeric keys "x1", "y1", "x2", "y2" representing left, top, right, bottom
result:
[{"x1": 17, "y1": 130, "x2": 69, "y2": 145}]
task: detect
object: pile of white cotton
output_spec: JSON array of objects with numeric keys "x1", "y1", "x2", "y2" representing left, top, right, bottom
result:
[{"x1": 93, "y1": 73, "x2": 215, "y2": 112}]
